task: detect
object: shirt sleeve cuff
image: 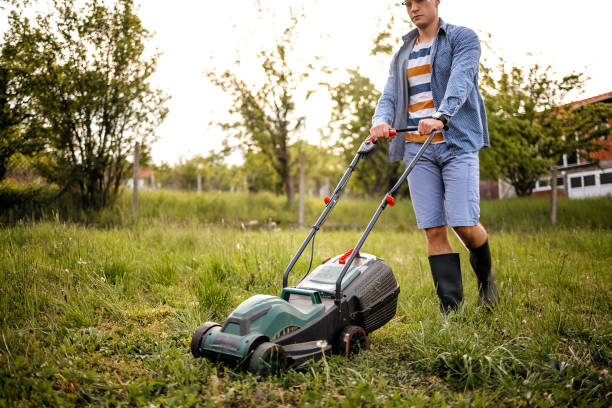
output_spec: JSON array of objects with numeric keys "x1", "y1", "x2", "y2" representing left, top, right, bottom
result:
[
  {"x1": 438, "y1": 105, "x2": 456, "y2": 118},
  {"x1": 372, "y1": 117, "x2": 393, "y2": 126}
]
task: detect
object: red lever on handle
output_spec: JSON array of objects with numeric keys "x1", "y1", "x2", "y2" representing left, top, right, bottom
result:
[
  {"x1": 388, "y1": 129, "x2": 397, "y2": 137},
  {"x1": 386, "y1": 195, "x2": 395, "y2": 207},
  {"x1": 324, "y1": 196, "x2": 331, "y2": 205}
]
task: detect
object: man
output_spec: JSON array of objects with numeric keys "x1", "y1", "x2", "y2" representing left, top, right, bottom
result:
[{"x1": 370, "y1": 0, "x2": 498, "y2": 313}]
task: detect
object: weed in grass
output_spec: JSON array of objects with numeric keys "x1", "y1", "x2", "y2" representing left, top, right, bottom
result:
[{"x1": 196, "y1": 273, "x2": 233, "y2": 321}]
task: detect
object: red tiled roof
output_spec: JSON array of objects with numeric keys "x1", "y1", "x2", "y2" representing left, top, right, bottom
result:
[
  {"x1": 138, "y1": 168, "x2": 153, "y2": 178},
  {"x1": 572, "y1": 91, "x2": 612, "y2": 107}
]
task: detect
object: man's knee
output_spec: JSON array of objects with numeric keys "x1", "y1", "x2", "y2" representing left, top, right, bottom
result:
[
  {"x1": 453, "y1": 224, "x2": 487, "y2": 249},
  {"x1": 453, "y1": 225, "x2": 473, "y2": 238},
  {"x1": 425, "y1": 225, "x2": 449, "y2": 244}
]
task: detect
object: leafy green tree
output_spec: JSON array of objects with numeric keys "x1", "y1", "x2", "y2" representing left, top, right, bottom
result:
[
  {"x1": 370, "y1": 12, "x2": 413, "y2": 57},
  {"x1": 207, "y1": 17, "x2": 308, "y2": 204},
  {"x1": 0, "y1": 31, "x2": 45, "y2": 181},
  {"x1": 288, "y1": 142, "x2": 344, "y2": 198},
  {"x1": 240, "y1": 149, "x2": 280, "y2": 194},
  {"x1": 480, "y1": 63, "x2": 612, "y2": 196},
  {"x1": 325, "y1": 15, "x2": 414, "y2": 197},
  {"x1": 3, "y1": 0, "x2": 168, "y2": 209},
  {"x1": 328, "y1": 69, "x2": 404, "y2": 196}
]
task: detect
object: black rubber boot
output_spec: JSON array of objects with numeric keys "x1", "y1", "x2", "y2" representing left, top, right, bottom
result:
[
  {"x1": 469, "y1": 239, "x2": 499, "y2": 309},
  {"x1": 429, "y1": 253, "x2": 463, "y2": 313}
]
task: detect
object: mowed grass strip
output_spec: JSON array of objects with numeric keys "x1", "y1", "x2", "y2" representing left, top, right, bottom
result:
[{"x1": 0, "y1": 198, "x2": 611, "y2": 406}]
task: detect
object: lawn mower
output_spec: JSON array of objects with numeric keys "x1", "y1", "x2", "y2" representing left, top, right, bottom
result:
[{"x1": 191, "y1": 127, "x2": 437, "y2": 375}]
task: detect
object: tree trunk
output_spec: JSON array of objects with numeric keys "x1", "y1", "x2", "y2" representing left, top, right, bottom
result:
[
  {"x1": 511, "y1": 176, "x2": 536, "y2": 197},
  {"x1": 550, "y1": 166, "x2": 558, "y2": 225},
  {"x1": 285, "y1": 173, "x2": 294, "y2": 205},
  {"x1": 281, "y1": 152, "x2": 294, "y2": 204},
  {"x1": 0, "y1": 160, "x2": 7, "y2": 182}
]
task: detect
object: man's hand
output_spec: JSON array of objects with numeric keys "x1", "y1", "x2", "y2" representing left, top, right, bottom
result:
[
  {"x1": 370, "y1": 122, "x2": 392, "y2": 141},
  {"x1": 418, "y1": 118, "x2": 444, "y2": 135}
]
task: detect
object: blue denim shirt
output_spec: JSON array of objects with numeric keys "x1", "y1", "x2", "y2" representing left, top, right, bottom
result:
[{"x1": 372, "y1": 18, "x2": 489, "y2": 162}]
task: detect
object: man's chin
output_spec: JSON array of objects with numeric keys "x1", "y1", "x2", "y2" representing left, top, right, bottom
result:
[{"x1": 411, "y1": 16, "x2": 438, "y2": 30}]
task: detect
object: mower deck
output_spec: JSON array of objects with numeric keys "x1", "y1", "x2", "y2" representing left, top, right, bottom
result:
[{"x1": 191, "y1": 252, "x2": 399, "y2": 373}]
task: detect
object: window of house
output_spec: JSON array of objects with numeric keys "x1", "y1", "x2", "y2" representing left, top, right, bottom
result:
[
  {"x1": 538, "y1": 179, "x2": 549, "y2": 188},
  {"x1": 584, "y1": 175, "x2": 596, "y2": 187},
  {"x1": 570, "y1": 176, "x2": 582, "y2": 188},
  {"x1": 601, "y1": 172, "x2": 612, "y2": 185},
  {"x1": 557, "y1": 177, "x2": 564, "y2": 186}
]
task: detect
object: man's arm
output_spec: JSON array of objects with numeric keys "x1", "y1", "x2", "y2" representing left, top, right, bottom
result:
[
  {"x1": 437, "y1": 28, "x2": 480, "y2": 118},
  {"x1": 371, "y1": 54, "x2": 397, "y2": 140}
]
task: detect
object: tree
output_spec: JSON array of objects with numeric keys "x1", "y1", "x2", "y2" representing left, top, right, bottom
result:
[
  {"x1": 480, "y1": 63, "x2": 612, "y2": 197},
  {"x1": 328, "y1": 69, "x2": 404, "y2": 196},
  {"x1": 0, "y1": 29, "x2": 45, "y2": 181},
  {"x1": 288, "y1": 141, "x2": 344, "y2": 198},
  {"x1": 3, "y1": 0, "x2": 168, "y2": 209},
  {"x1": 325, "y1": 14, "x2": 413, "y2": 197},
  {"x1": 241, "y1": 149, "x2": 280, "y2": 194},
  {"x1": 207, "y1": 17, "x2": 306, "y2": 204}
]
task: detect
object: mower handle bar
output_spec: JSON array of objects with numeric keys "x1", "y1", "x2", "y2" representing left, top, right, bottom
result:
[
  {"x1": 282, "y1": 126, "x2": 418, "y2": 289},
  {"x1": 333, "y1": 129, "x2": 437, "y2": 303}
]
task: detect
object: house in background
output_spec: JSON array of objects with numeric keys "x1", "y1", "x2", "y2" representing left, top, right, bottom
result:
[
  {"x1": 126, "y1": 167, "x2": 156, "y2": 190},
  {"x1": 531, "y1": 91, "x2": 612, "y2": 199}
]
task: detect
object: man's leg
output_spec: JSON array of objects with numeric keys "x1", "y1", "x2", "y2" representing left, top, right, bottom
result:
[
  {"x1": 424, "y1": 226, "x2": 463, "y2": 313},
  {"x1": 452, "y1": 224, "x2": 487, "y2": 250},
  {"x1": 454, "y1": 225, "x2": 498, "y2": 308},
  {"x1": 404, "y1": 143, "x2": 463, "y2": 313},
  {"x1": 440, "y1": 148, "x2": 498, "y2": 309},
  {"x1": 424, "y1": 225, "x2": 452, "y2": 256}
]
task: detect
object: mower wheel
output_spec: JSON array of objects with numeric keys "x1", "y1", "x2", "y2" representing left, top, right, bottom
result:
[
  {"x1": 190, "y1": 322, "x2": 220, "y2": 358},
  {"x1": 248, "y1": 342, "x2": 287, "y2": 376},
  {"x1": 337, "y1": 325, "x2": 368, "y2": 358}
]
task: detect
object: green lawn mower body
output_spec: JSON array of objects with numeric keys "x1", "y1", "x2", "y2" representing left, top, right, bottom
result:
[{"x1": 192, "y1": 252, "x2": 399, "y2": 372}]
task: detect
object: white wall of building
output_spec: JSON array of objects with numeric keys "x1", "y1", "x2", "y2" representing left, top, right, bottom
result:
[{"x1": 566, "y1": 169, "x2": 612, "y2": 199}]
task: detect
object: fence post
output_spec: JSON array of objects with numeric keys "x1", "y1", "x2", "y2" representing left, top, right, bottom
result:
[
  {"x1": 550, "y1": 166, "x2": 558, "y2": 225},
  {"x1": 298, "y1": 151, "x2": 306, "y2": 227},
  {"x1": 132, "y1": 142, "x2": 140, "y2": 220}
]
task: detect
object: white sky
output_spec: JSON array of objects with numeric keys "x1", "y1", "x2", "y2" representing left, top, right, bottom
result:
[{"x1": 4, "y1": 1, "x2": 612, "y2": 164}]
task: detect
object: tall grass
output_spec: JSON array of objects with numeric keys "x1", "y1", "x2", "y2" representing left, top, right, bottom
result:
[
  {"x1": 97, "y1": 189, "x2": 612, "y2": 232},
  {"x1": 0, "y1": 193, "x2": 611, "y2": 406},
  {"x1": 4, "y1": 185, "x2": 611, "y2": 231}
]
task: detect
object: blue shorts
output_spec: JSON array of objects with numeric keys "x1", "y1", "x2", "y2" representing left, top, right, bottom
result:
[{"x1": 403, "y1": 142, "x2": 480, "y2": 229}]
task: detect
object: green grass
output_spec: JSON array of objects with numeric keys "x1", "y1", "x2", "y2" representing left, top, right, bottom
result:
[
  {"x1": 5, "y1": 187, "x2": 611, "y2": 232},
  {"x1": 120, "y1": 190, "x2": 612, "y2": 231},
  {"x1": 1, "y1": 192, "x2": 611, "y2": 406}
]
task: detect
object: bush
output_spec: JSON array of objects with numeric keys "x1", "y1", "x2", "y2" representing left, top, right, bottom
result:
[{"x1": 0, "y1": 180, "x2": 59, "y2": 223}]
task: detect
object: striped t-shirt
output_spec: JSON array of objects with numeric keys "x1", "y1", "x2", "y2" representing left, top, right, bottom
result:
[{"x1": 405, "y1": 39, "x2": 444, "y2": 143}]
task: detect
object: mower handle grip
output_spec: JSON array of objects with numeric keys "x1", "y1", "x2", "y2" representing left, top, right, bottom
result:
[
  {"x1": 363, "y1": 126, "x2": 417, "y2": 148},
  {"x1": 388, "y1": 126, "x2": 418, "y2": 137}
]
